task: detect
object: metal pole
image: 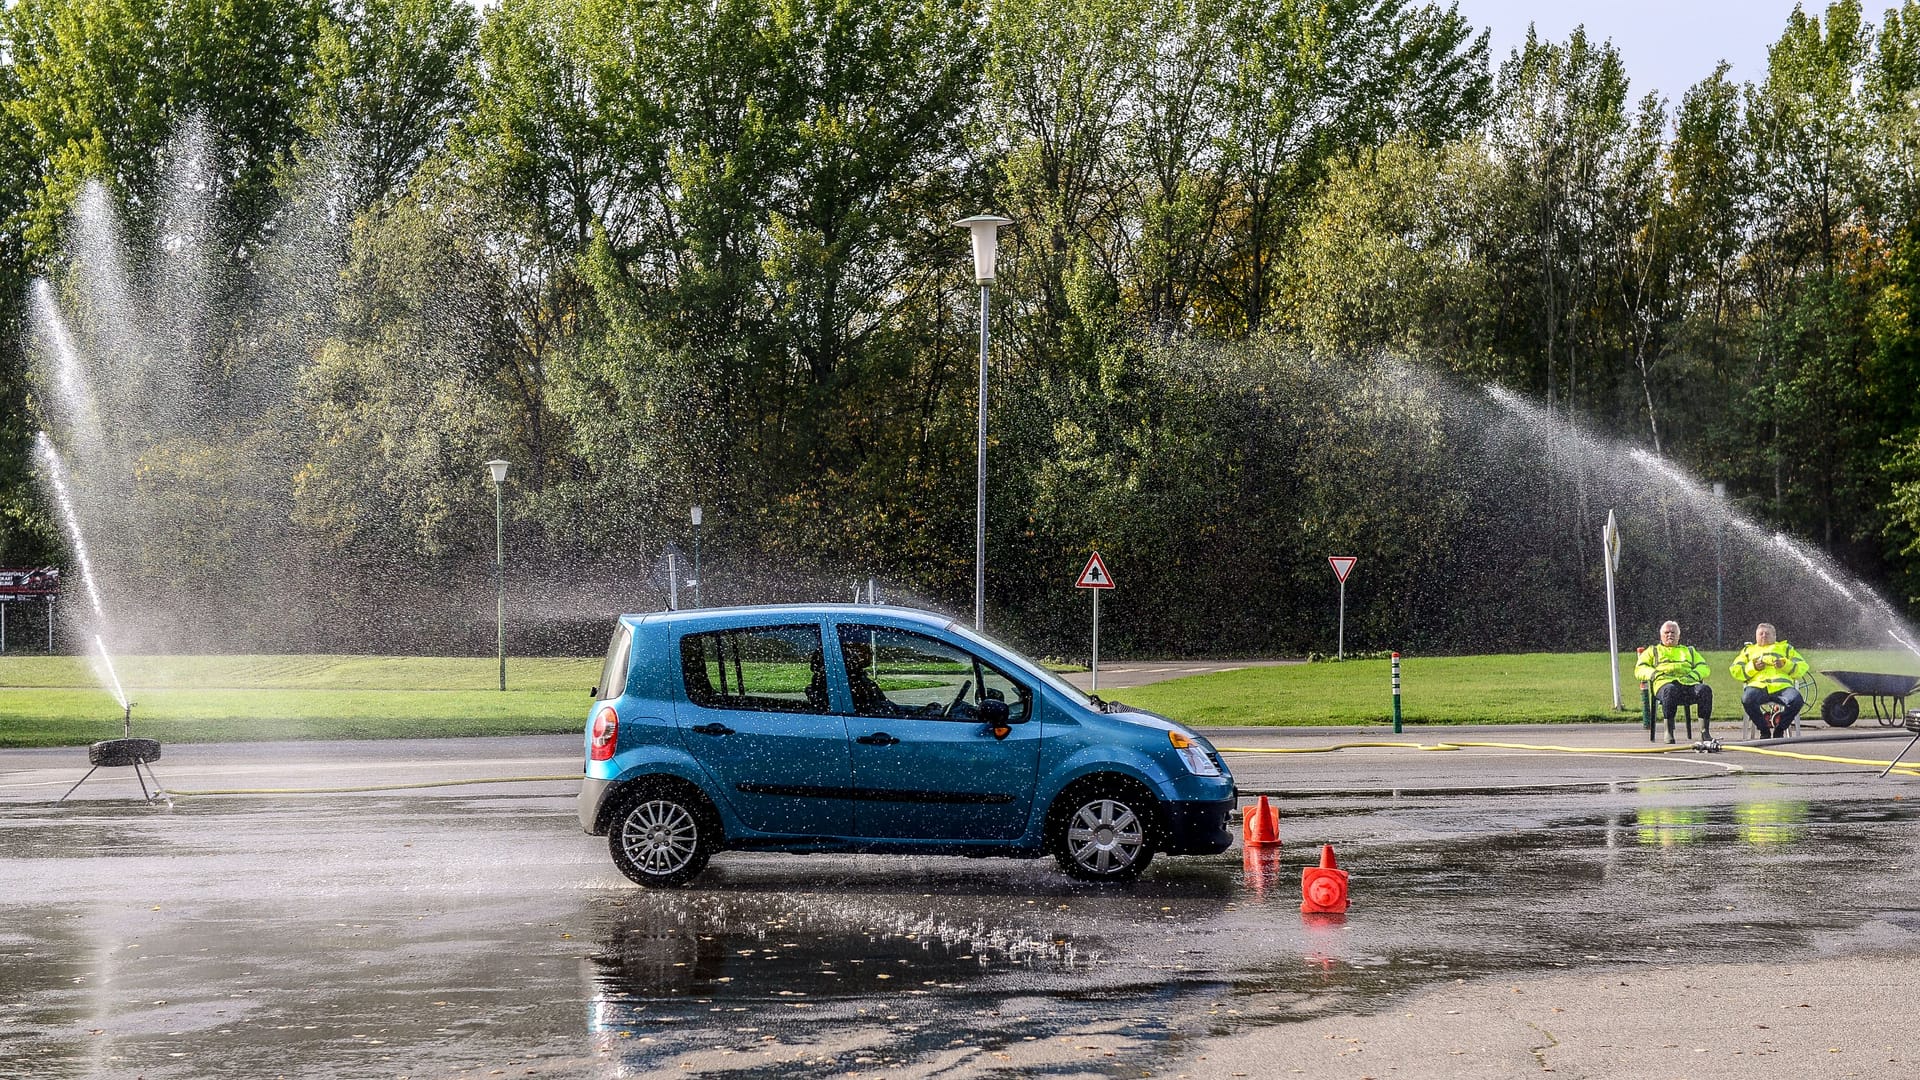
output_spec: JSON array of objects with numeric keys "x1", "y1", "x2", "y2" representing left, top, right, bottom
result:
[
  {"x1": 2, "y1": 603, "x2": 7, "y2": 654},
  {"x1": 693, "y1": 522, "x2": 702, "y2": 608},
  {"x1": 1391, "y1": 651, "x2": 1402, "y2": 734},
  {"x1": 668, "y1": 552, "x2": 679, "y2": 611},
  {"x1": 495, "y1": 479, "x2": 505, "y2": 692},
  {"x1": 1337, "y1": 579, "x2": 1345, "y2": 661},
  {"x1": 975, "y1": 283, "x2": 989, "y2": 632},
  {"x1": 1604, "y1": 510, "x2": 1621, "y2": 710},
  {"x1": 47, "y1": 596, "x2": 54, "y2": 652},
  {"x1": 1091, "y1": 588, "x2": 1100, "y2": 693}
]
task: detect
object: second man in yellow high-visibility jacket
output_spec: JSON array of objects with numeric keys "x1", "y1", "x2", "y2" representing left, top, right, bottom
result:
[
  {"x1": 1730, "y1": 623, "x2": 1810, "y2": 739},
  {"x1": 1634, "y1": 621, "x2": 1712, "y2": 729}
]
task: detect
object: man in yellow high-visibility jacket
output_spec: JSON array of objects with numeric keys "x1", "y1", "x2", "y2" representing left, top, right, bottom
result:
[
  {"x1": 1730, "y1": 622, "x2": 1810, "y2": 739},
  {"x1": 1634, "y1": 621, "x2": 1712, "y2": 730}
]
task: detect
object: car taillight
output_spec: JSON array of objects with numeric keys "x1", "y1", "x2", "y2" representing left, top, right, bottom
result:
[{"x1": 590, "y1": 706, "x2": 619, "y2": 761}]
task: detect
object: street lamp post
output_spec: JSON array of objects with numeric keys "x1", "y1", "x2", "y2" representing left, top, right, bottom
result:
[
  {"x1": 1712, "y1": 481, "x2": 1726, "y2": 649},
  {"x1": 955, "y1": 214, "x2": 1011, "y2": 632},
  {"x1": 690, "y1": 504, "x2": 703, "y2": 608},
  {"x1": 485, "y1": 459, "x2": 510, "y2": 691}
]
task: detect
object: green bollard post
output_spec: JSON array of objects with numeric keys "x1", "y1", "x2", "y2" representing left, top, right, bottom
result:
[
  {"x1": 1642, "y1": 685, "x2": 1654, "y2": 742},
  {"x1": 1391, "y1": 651, "x2": 1403, "y2": 734}
]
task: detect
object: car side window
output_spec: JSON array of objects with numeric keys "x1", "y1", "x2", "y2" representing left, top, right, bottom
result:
[
  {"x1": 836, "y1": 625, "x2": 1031, "y2": 723},
  {"x1": 680, "y1": 625, "x2": 829, "y2": 714}
]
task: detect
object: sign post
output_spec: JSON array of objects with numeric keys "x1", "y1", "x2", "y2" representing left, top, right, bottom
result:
[
  {"x1": 1327, "y1": 557, "x2": 1357, "y2": 660},
  {"x1": 1076, "y1": 552, "x2": 1114, "y2": 690},
  {"x1": 1603, "y1": 509, "x2": 1622, "y2": 710}
]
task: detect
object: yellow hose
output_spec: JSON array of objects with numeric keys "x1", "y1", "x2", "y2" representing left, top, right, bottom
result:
[
  {"x1": 1215, "y1": 739, "x2": 1920, "y2": 776},
  {"x1": 164, "y1": 774, "x2": 578, "y2": 796},
  {"x1": 1214, "y1": 739, "x2": 1689, "y2": 755},
  {"x1": 145, "y1": 740, "x2": 1920, "y2": 796}
]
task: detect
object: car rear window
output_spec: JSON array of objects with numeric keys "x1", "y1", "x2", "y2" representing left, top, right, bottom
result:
[
  {"x1": 680, "y1": 624, "x2": 828, "y2": 714},
  {"x1": 597, "y1": 622, "x2": 632, "y2": 700}
]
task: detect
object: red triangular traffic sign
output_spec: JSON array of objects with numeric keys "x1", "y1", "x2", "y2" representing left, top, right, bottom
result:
[
  {"x1": 1328, "y1": 556, "x2": 1356, "y2": 583},
  {"x1": 1076, "y1": 551, "x2": 1114, "y2": 589}
]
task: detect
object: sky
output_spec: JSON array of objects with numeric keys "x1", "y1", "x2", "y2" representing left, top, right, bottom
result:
[{"x1": 1453, "y1": 0, "x2": 1818, "y2": 105}]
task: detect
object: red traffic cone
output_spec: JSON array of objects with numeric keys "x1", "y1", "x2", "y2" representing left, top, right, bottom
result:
[
  {"x1": 1301, "y1": 844, "x2": 1349, "y2": 913},
  {"x1": 1242, "y1": 795, "x2": 1281, "y2": 846}
]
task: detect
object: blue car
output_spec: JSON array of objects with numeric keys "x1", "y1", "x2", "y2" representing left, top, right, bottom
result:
[{"x1": 578, "y1": 604, "x2": 1236, "y2": 886}]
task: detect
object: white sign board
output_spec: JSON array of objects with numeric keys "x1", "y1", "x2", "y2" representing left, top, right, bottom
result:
[{"x1": 1328, "y1": 556, "x2": 1357, "y2": 583}]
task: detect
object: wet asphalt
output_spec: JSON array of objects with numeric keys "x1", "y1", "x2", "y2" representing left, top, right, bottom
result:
[{"x1": 5, "y1": 725, "x2": 1920, "y2": 1079}]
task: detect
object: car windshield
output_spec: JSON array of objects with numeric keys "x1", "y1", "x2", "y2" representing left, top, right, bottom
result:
[{"x1": 942, "y1": 620, "x2": 1095, "y2": 708}]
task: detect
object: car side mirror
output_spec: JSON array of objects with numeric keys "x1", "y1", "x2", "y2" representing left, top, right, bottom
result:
[{"x1": 980, "y1": 698, "x2": 1013, "y2": 726}]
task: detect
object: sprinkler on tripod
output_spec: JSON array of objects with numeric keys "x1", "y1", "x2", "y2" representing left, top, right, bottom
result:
[{"x1": 58, "y1": 696, "x2": 166, "y2": 804}]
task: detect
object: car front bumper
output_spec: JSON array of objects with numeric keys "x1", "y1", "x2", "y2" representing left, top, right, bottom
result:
[{"x1": 1161, "y1": 792, "x2": 1236, "y2": 855}]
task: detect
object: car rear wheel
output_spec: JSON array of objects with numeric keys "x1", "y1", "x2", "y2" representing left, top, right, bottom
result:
[
  {"x1": 1051, "y1": 783, "x2": 1156, "y2": 881},
  {"x1": 608, "y1": 785, "x2": 714, "y2": 887}
]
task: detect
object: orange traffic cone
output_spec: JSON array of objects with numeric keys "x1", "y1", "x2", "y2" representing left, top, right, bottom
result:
[
  {"x1": 1242, "y1": 795, "x2": 1281, "y2": 846},
  {"x1": 1300, "y1": 844, "x2": 1349, "y2": 913}
]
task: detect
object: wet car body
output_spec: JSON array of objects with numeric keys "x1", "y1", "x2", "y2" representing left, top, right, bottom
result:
[{"x1": 578, "y1": 604, "x2": 1236, "y2": 884}]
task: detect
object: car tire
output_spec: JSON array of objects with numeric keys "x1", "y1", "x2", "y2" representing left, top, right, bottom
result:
[
  {"x1": 88, "y1": 738, "x2": 161, "y2": 767},
  {"x1": 1050, "y1": 780, "x2": 1157, "y2": 882},
  {"x1": 607, "y1": 783, "x2": 716, "y2": 888}
]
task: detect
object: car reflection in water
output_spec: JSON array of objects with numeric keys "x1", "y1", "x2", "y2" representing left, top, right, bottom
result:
[{"x1": 579, "y1": 886, "x2": 1110, "y2": 1073}]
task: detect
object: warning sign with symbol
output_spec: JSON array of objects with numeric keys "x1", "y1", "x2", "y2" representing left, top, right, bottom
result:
[
  {"x1": 1328, "y1": 556, "x2": 1357, "y2": 583},
  {"x1": 1076, "y1": 551, "x2": 1114, "y2": 589}
]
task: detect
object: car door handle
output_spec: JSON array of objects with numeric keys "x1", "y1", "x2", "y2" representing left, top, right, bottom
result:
[
  {"x1": 690, "y1": 723, "x2": 735, "y2": 736},
  {"x1": 856, "y1": 732, "x2": 899, "y2": 747}
]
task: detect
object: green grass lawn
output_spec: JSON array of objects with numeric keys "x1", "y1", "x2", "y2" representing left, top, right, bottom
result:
[
  {"x1": 1112, "y1": 649, "x2": 1920, "y2": 727},
  {"x1": 0, "y1": 655, "x2": 602, "y2": 747},
  {"x1": 3, "y1": 648, "x2": 1915, "y2": 747}
]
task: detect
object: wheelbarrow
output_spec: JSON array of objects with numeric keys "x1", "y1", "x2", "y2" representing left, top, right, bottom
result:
[{"x1": 1819, "y1": 670, "x2": 1920, "y2": 728}]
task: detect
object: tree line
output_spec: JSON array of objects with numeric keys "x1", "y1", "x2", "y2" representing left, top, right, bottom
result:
[{"x1": 2, "y1": 0, "x2": 1919, "y2": 657}]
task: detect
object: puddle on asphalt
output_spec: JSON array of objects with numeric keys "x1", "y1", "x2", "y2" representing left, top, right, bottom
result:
[{"x1": 583, "y1": 799, "x2": 1920, "y2": 1076}]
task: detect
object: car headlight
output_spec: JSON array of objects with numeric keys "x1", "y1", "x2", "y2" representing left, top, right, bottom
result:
[{"x1": 1168, "y1": 730, "x2": 1221, "y2": 776}]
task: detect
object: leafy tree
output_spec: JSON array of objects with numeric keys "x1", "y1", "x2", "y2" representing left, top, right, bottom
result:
[
  {"x1": 297, "y1": 0, "x2": 479, "y2": 212},
  {"x1": 4, "y1": 0, "x2": 330, "y2": 258}
]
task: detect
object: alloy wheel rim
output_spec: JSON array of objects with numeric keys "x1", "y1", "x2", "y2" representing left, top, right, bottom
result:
[
  {"x1": 621, "y1": 800, "x2": 699, "y2": 875},
  {"x1": 1066, "y1": 798, "x2": 1142, "y2": 873}
]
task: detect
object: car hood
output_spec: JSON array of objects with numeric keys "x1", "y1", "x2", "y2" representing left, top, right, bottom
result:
[{"x1": 1097, "y1": 703, "x2": 1217, "y2": 750}]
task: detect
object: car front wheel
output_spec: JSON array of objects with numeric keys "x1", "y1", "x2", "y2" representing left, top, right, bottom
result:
[
  {"x1": 608, "y1": 786, "x2": 714, "y2": 887},
  {"x1": 1052, "y1": 785, "x2": 1156, "y2": 881}
]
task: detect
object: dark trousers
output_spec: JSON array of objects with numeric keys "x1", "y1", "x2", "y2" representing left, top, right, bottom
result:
[
  {"x1": 1742, "y1": 686, "x2": 1804, "y2": 738},
  {"x1": 1656, "y1": 681, "x2": 1712, "y2": 722}
]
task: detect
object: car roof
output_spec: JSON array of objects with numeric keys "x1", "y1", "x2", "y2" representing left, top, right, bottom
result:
[{"x1": 620, "y1": 604, "x2": 956, "y2": 632}]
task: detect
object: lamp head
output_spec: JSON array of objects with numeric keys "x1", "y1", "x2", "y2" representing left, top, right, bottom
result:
[
  {"x1": 954, "y1": 215, "x2": 1013, "y2": 284},
  {"x1": 485, "y1": 459, "x2": 510, "y2": 485},
  {"x1": 690, "y1": 504, "x2": 703, "y2": 526}
]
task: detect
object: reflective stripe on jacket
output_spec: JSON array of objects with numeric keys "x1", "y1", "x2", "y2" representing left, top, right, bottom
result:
[
  {"x1": 1729, "y1": 641, "x2": 1809, "y2": 692},
  {"x1": 1633, "y1": 643, "x2": 1709, "y2": 690}
]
